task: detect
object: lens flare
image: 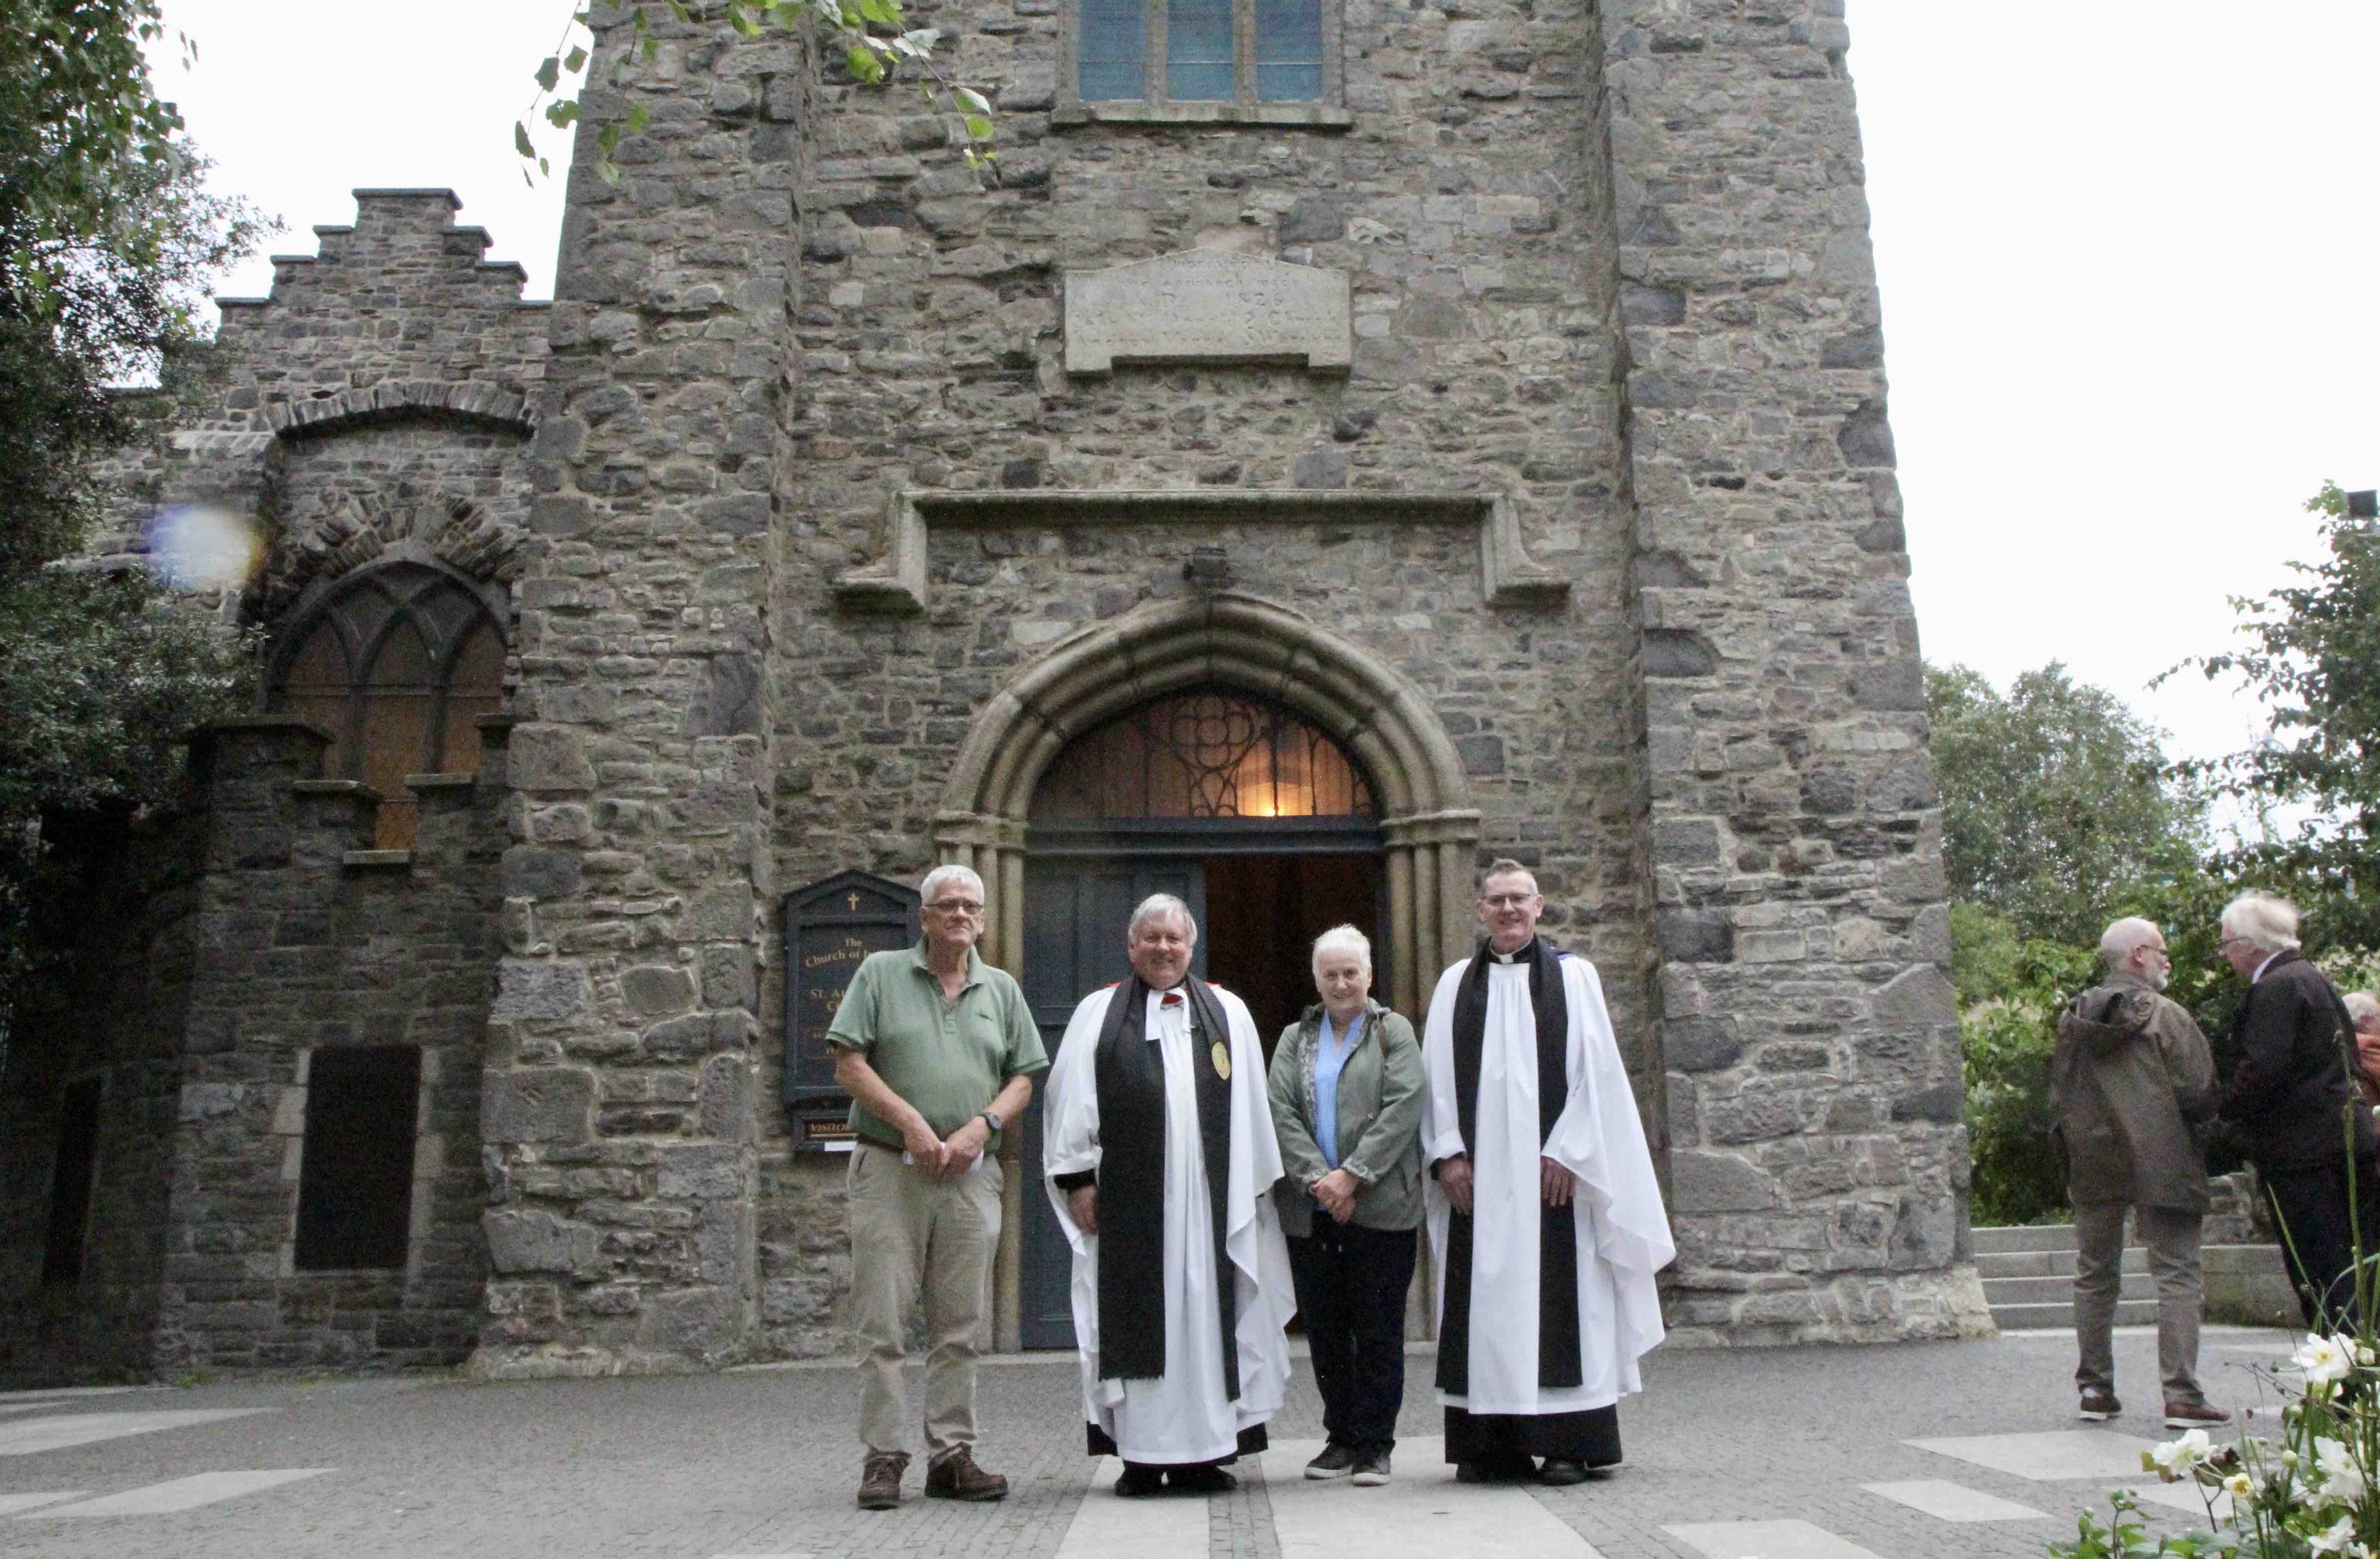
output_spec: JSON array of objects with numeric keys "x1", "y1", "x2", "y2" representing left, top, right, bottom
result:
[{"x1": 145, "y1": 505, "x2": 263, "y2": 591}]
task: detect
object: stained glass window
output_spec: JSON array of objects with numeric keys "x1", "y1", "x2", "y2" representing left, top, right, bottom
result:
[
  {"x1": 271, "y1": 562, "x2": 505, "y2": 850},
  {"x1": 1033, "y1": 691, "x2": 1376, "y2": 821},
  {"x1": 1073, "y1": 0, "x2": 1327, "y2": 106}
]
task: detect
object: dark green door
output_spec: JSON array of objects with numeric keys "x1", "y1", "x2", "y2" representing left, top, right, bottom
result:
[{"x1": 1017, "y1": 861, "x2": 1206, "y2": 1351}]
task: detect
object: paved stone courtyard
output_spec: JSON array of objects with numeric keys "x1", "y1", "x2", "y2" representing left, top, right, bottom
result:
[{"x1": 0, "y1": 1328, "x2": 2296, "y2": 1558}]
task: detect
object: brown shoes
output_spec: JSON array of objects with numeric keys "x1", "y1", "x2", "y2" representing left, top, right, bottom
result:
[
  {"x1": 2164, "y1": 1400, "x2": 2233, "y2": 1430},
  {"x1": 925, "y1": 1445, "x2": 1010, "y2": 1502},
  {"x1": 857, "y1": 1450, "x2": 909, "y2": 1510},
  {"x1": 2078, "y1": 1390, "x2": 2121, "y2": 1422}
]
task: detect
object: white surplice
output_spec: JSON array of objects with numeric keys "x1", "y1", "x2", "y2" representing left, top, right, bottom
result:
[
  {"x1": 1421, "y1": 953, "x2": 1673, "y2": 1416},
  {"x1": 1043, "y1": 982, "x2": 1296, "y2": 1463}
]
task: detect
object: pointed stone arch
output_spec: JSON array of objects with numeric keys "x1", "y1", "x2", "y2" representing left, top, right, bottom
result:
[{"x1": 934, "y1": 592, "x2": 1482, "y2": 1018}]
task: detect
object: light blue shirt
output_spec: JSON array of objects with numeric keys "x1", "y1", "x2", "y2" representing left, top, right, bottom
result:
[{"x1": 1312, "y1": 1010, "x2": 1366, "y2": 1169}]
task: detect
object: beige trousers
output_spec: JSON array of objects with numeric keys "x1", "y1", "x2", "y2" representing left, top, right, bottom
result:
[
  {"x1": 847, "y1": 1141, "x2": 1003, "y2": 1458},
  {"x1": 2073, "y1": 1200, "x2": 2206, "y2": 1404}
]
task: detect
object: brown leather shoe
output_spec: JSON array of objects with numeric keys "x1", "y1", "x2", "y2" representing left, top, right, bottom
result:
[
  {"x1": 925, "y1": 1445, "x2": 1009, "y2": 1502},
  {"x1": 857, "y1": 1450, "x2": 909, "y2": 1510},
  {"x1": 2164, "y1": 1400, "x2": 2232, "y2": 1429},
  {"x1": 2078, "y1": 1390, "x2": 2121, "y2": 1422}
]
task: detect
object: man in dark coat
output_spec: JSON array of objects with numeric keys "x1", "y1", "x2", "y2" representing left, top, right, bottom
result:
[
  {"x1": 2054, "y1": 917, "x2": 2223, "y2": 1429},
  {"x1": 2217, "y1": 892, "x2": 2380, "y2": 1329}
]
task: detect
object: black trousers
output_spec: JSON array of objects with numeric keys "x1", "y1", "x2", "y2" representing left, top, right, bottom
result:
[
  {"x1": 1285, "y1": 1221, "x2": 1417, "y2": 1452},
  {"x1": 2264, "y1": 1158, "x2": 2380, "y2": 1329}
]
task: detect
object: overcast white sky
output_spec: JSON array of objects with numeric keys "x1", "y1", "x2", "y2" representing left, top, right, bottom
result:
[{"x1": 150, "y1": 2, "x2": 2380, "y2": 777}]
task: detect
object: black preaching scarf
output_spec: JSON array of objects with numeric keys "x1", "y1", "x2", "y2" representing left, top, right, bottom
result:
[
  {"x1": 1091, "y1": 974, "x2": 1241, "y2": 1399},
  {"x1": 1435, "y1": 935, "x2": 1585, "y2": 1396}
]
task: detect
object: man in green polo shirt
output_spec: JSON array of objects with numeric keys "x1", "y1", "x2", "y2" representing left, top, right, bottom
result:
[{"x1": 827, "y1": 863, "x2": 1047, "y2": 1512}]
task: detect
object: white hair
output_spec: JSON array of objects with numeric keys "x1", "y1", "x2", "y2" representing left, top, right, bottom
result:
[
  {"x1": 2220, "y1": 892, "x2": 2302, "y2": 954},
  {"x1": 1311, "y1": 923, "x2": 1373, "y2": 977},
  {"x1": 918, "y1": 864, "x2": 984, "y2": 906},
  {"x1": 2347, "y1": 992, "x2": 2380, "y2": 1028},
  {"x1": 2099, "y1": 917, "x2": 2163, "y2": 969},
  {"x1": 1127, "y1": 893, "x2": 1198, "y2": 944}
]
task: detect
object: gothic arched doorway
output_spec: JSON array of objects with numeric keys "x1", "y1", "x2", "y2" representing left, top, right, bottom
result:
[{"x1": 934, "y1": 594, "x2": 1482, "y2": 1350}]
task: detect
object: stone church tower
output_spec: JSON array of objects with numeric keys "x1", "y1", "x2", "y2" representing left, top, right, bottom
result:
[{"x1": 0, "y1": 0, "x2": 1989, "y2": 1382}]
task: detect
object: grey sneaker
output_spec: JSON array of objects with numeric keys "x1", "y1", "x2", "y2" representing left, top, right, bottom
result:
[{"x1": 1352, "y1": 1449, "x2": 1391, "y2": 1486}]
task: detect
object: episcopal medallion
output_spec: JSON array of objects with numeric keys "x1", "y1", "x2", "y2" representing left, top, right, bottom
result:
[{"x1": 1211, "y1": 1040, "x2": 1232, "y2": 1080}]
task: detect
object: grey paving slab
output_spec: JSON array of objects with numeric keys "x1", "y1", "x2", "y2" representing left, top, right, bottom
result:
[
  {"x1": 1859, "y1": 1479, "x2": 2050, "y2": 1522},
  {"x1": 1261, "y1": 1438, "x2": 1602, "y2": 1559},
  {"x1": 0, "y1": 1411, "x2": 273, "y2": 1457},
  {"x1": 1663, "y1": 1520, "x2": 1885, "y2": 1559},
  {"x1": 27, "y1": 1470, "x2": 332, "y2": 1517},
  {"x1": 0, "y1": 1496, "x2": 82, "y2": 1516},
  {"x1": 1907, "y1": 1429, "x2": 2163, "y2": 1481},
  {"x1": 0, "y1": 1327, "x2": 2292, "y2": 1559}
]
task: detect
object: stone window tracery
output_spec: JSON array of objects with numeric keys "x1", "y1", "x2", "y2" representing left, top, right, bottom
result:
[
  {"x1": 1060, "y1": 0, "x2": 1344, "y2": 125},
  {"x1": 1032, "y1": 690, "x2": 1376, "y2": 821},
  {"x1": 268, "y1": 560, "x2": 504, "y2": 850}
]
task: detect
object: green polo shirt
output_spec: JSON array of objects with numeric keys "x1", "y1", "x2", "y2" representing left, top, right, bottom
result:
[{"x1": 824, "y1": 943, "x2": 1048, "y2": 1148}]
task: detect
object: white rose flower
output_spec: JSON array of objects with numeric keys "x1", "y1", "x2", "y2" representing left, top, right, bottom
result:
[
  {"x1": 2150, "y1": 1429, "x2": 2213, "y2": 1473},
  {"x1": 2298, "y1": 1333, "x2": 2356, "y2": 1385}
]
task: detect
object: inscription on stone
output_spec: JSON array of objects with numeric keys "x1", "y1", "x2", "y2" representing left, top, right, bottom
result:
[
  {"x1": 781, "y1": 870, "x2": 918, "y2": 1150},
  {"x1": 1064, "y1": 249, "x2": 1352, "y2": 375}
]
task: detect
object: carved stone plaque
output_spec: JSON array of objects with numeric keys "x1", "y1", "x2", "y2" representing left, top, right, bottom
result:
[{"x1": 1064, "y1": 250, "x2": 1352, "y2": 375}]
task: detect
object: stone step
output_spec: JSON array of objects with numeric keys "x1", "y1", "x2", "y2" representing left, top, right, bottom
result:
[
  {"x1": 1974, "y1": 1248, "x2": 2148, "y2": 1280},
  {"x1": 1983, "y1": 1273, "x2": 2156, "y2": 1305},
  {"x1": 1994, "y1": 1299, "x2": 2161, "y2": 1330},
  {"x1": 1973, "y1": 1224, "x2": 2078, "y2": 1254}
]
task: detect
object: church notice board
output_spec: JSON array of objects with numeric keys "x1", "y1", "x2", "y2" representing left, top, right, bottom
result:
[{"x1": 782, "y1": 869, "x2": 918, "y2": 1153}]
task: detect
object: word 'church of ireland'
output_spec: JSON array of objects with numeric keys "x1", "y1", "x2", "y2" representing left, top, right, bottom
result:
[{"x1": 0, "y1": 0, "x2": 1991, "y2": 1382}]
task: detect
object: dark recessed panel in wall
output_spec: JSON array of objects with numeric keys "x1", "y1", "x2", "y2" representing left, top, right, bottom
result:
[
  {"x1": 295, "y1": 1045, "x2": 421, "y2": 1271},
  {"x1": 40, "y1": 1076, "x2": 103, "y2": 1288}
]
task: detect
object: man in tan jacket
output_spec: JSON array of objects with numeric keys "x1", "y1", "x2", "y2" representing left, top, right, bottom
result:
[{"x1": 2054, "y1": 916, "x2": 2226, "y2": 1430}]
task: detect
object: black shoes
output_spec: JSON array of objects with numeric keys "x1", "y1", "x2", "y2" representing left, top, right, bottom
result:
[
  {"x1": 1538, "y1": 1458, "x2": 1589, "y2": 1486},
  {"x1": 1115, "y1": 1463, "x2": 1165, "y2": 1498},
  {"x1": 1117, "y1": 1461, "x2": 1239, "y2": 1496},
  {"x1": 1352, "y1": 1449, "x2": 1391, "y2": 1486},
  {"x1": 1455, "y1": 1455, "x2": 1536, "y2": 1484},
  {"x1": 1305, "y1": 1441, "x2": 1359, "y2": 1480}
]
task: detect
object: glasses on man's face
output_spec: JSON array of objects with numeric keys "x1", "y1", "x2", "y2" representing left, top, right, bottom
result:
[
  {"x1": 1480, "y1": 894, "x2": 1535, "y2": 910},
  {"x1": 926, "y1": 900, "x2": 984, "y2": 917},
  {"x1": 2218, "y1": 936, "x2": 2249, "y2": 951}
]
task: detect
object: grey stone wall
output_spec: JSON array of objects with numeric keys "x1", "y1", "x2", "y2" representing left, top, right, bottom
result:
[
  {"x1": 0, "y1": 808, "x2": 204, "y2": 1386},
  {"x1": 476, "y1": 10, "x2": 794, "y2": 1377},
  {"x1": 1604, "y1": 0, "x2": 1985, "y2": 1343},
  {"x1": 149, "y1": 721, "x2": 501, "y2": 1372}
]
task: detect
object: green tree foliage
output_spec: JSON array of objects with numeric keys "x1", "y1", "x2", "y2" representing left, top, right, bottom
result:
[
  {"x1": 0, "y1": 0, "x2": 266, "y2": 1058},
  {"x1": 2169, "y1": 482, "x2": 2380, "y2": 956},
  {"x1": 1929, "y1": 661, "x2": 2211, "y2": 952},
  {"x1": 1932, "y1": 662, "x2": 2230, "y2": 1224}
]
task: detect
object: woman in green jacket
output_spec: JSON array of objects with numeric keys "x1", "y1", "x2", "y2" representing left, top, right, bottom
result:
[{"x1": 1267, "y1": 923, "x2": 1426, "y2": 1487}]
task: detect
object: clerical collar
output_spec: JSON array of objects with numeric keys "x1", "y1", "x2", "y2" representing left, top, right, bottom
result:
[{"x1": 1490, "y1": 938, "x2": 1537, "y2": 964}]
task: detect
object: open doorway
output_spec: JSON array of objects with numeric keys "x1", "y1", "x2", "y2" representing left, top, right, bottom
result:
[{"x1": 1201, "y1": 853, "x2": 1382, "y2": 1052}]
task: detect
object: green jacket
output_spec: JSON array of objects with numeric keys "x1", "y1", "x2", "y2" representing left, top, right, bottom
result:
[{"x1": 1267, "y1": 1000, "x2": 1425, "y2": 1236}]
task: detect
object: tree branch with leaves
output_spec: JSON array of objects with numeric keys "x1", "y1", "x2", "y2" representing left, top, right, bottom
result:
[{"x1": 518, "y1": 0, "x2": 996, "y2": 187}]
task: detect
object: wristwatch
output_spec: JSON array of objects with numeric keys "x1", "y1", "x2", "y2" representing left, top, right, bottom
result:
[{"x1": 979, "y1": 1109, "x2": 1003, "y2": 1135}]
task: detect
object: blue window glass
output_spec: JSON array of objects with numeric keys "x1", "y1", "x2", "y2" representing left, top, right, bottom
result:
[
  {"x1": 1080, "y1": 0, "x2": 1146, "y2": 100},
  {"x1": 1254, "y1": 0, "x2": 1323, "y2": 101},
  {"x1": 1167, "y1": 0, "x2": 1235, "y2": 100}
]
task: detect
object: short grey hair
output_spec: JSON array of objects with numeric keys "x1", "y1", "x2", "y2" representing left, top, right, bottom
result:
[
  {"x1": 1127, "y1": 893, "x2": 1198, "y2": 944},
  {"x1": 2099, "y1": 916, "x2": 2163, "y2": 969},
  {"x1": 2220, "y1": 892, "x2": 2302, "y2": 954},
  {"x1": 919, "y1": 864, "x2": 984, "y2": 907},
  {"x1": 2347, "y1": 992, "x2": 2380, "y2": 1029},
  {"x1": 1476, "y1": 857, "x2": 1537, "y2": 895},
  {"x1": 1311, "y1": 923, "x2": 1373, "y2": 977}
]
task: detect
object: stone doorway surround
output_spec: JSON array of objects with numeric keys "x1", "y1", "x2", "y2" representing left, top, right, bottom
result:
[{"x1": 931, "y1": 591, "x2": 1481, "y2": 1348}]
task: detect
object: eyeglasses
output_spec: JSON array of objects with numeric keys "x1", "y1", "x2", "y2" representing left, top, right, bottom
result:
[
  {"x1": 925, "y1": 900, "x2": 984, "y2": 917},
  {"x1": 1479, "y1": 894, "x2": 1536, "y2": 910},
  {"x1": 2218, "y1": 936, "x2": 2250, "y2": 950}
]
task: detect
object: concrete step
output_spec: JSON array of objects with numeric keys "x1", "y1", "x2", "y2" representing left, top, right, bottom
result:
[
  {"x1": 1973, "y1": 1224, "x2": 2078, "y2": 1254},
  {"x1": 1994, "y1": 1299, "x2": 2161, "y2": 1330},
  {"x1": 1983, "y1": 1274, "x2": 2156, "y2": 1305},
  {"x1": 1974, "y1": 1248, "x2": 2147, "y2": 1280}
]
